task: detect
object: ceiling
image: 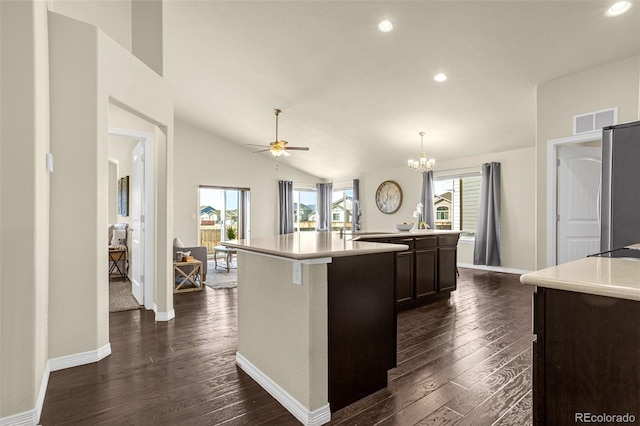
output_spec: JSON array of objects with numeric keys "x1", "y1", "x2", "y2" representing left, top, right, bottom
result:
[{"x1": 164, "y1": 1, "x2": 640, "y2": 179}]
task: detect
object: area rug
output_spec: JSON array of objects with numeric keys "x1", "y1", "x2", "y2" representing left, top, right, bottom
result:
[
  {"x1": 109, "y1": 280, "x2": 142, "y2": 312},
  {"x1": 204, "y1": 256, "x2": 237, "y2": 289}
]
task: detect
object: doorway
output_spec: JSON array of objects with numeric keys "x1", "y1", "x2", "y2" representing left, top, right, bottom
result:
[
  {"x1": 109, "y1": 127, "x2": 155, "y2": 310},
  {"x1": 556, "y1": 145, "x2": 602, "y2": 264},
  {"x1": 198, "y1": 186, "x2": 250, "y2": 253},
  {"x1": 546, "y1": 131, "x2": 602, "y2": 266}
]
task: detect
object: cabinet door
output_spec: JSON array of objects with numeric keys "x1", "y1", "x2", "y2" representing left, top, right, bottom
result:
[
  {"x1": 415, "y1": 249, "x2": 437, "y2": 300},
  {"x1": 438, "y1": 246, "x2": 457, "y2": 292},
  {"x1": 395, "y1": 251, "x2": 414, "y2": 307}
]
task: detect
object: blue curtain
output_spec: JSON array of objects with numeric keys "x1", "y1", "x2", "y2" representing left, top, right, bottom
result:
[
  {"x1": 316, "y1": 183, "x2": 332, "y2": 231},
  {"x1": 474, "y1": 162, "x2": 501, "y2": 265},
  {"x1": 278, "y1": 180, "x2": 293, "y2": 234},
  {"x1": 352, "y1": 179, "x2": 362, "y2": 230},
  {"x1": 420, "y1": 170, "x2": 435, "y2": 229}
]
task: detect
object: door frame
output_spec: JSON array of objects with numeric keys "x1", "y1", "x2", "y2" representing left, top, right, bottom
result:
[
  {"x1": 546, "y1": 131, "x2": 601, "y2": 267},
  {"x1": 109, "y1": 127, "x2": 155, "y2": 309}
]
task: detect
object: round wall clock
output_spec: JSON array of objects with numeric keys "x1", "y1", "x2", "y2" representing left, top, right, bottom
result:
[{"x1": 375, "y1": 180, "x2": 403, "y2": 214}]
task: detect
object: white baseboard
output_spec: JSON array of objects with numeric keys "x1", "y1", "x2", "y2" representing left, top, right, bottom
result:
[
  {"x1": 0, "y1": 406, "x2": 40, "y2": 426},
  {"x1": 0, "y1": 343, "x2": 110, "y2": 426},
  {"x1": 49, "y1": 343, "x2": 111, "y2": 372},
  {"x1": 154, "y1": 306, "x2": 175, "y2": 322},
  {"x1": 235, "y1": 352, "x2": 331, "y2": 426},
  {"x1": 458, "y1": 263, "x2": 531, "y2": 275},
  {"x1": 35, "y1": 362, "x2": 51, "y2": 424}
]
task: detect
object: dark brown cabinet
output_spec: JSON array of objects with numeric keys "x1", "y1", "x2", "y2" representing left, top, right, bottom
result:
[
  {"x1": 360, "y1": 233, "x2": 459, "y2": 309},
  {"x1": 328, "y1": 252, "x2": 397, "y2": 411},
  {"x1": 395, "y1": 250, "x2": 414, "y2": 306},
  {"x1": 415, "y1": 248, "x2": 437, "y2": 301},
  {"x1": 437, "y1": 246, "x2": 457, "y2": 292},
  {"x1": 532, "y1": 287, "x2": 640, "y2": 425}
]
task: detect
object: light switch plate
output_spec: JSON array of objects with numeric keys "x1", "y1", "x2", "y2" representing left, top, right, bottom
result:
[
  {"x1": 292, "y1": 262, "x2": 302, "y2": 285},
  {"x1": 46, "y1": 152, "x2": 54, "y2": 172}
]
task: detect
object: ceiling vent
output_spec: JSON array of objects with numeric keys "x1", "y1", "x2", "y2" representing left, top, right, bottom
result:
[{"x1": 573, "y1": 108, "x2": 617, "y2": 135}]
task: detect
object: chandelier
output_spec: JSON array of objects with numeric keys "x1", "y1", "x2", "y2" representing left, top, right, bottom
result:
[{"x1": 407, "y1": 131, "x2": 435, "y2": 173}]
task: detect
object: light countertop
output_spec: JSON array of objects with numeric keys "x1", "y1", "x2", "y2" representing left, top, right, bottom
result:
[
  {"x1": 520, "y1": 257, "x2": 640, "y2": 302},
  {"x1": 223, "y1": 231, "x2": 409, "y2": 260}
]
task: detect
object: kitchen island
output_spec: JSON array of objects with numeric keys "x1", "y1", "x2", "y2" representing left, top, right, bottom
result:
[
  {"x1": 354, "y1": 230, "x2": 461, "y2": 309},
  {"x1": 224, "y1": 232, "x2": 408, "y2": 425},
  {"x1": 520, "y1": 257, "x2": 640, "y2": 425}
]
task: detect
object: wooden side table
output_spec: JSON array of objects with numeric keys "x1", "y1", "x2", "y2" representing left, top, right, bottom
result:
[
  {"x1": 173, "y1": 259, "x2": 203, "y2": 293},
  {"x1": 109, "y1": 247, "x2": 128, "y2": 281}
]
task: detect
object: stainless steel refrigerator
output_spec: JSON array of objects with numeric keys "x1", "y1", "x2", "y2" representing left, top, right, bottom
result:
[{"x1": 600, "y1": 120, "x2": 640, "y2": 252}]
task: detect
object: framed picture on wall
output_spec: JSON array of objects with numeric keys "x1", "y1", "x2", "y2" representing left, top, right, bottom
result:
[{"x1": 118, "y1": 176, "x2": 129, "y2": 217}]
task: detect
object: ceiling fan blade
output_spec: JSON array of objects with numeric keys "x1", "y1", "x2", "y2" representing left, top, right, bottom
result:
[
  {"x1": 252, "y1": 148, "x2": 271, "y2": 153},
  {"x1": 246, "y1": 144, "x2": 269, "y2": 148},
  {"x1": 285, "y1": 147, "x2": 310, "y2": 151}
]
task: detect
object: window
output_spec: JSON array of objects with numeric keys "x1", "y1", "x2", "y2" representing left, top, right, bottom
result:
[
  {"x1": 331, "y1": 186, "x2": 353, "y2": 232},
  {"x1": 199, "y1": 186, "x2": 250, "y2": 253},
  {"x1": 292, "y1": 183, "x2": 354, "y2": 233},
  {"x1": 436, "y1": 206, "x2": 449, "y2": 220},
  {"x1": 433, "y1": 175, "x2": 481, "y2": 237},
  {"x1": 293, "y1": 189, "x2": 317, "y2": 232}
]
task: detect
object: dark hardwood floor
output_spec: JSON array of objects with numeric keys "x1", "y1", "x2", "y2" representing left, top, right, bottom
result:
[{"x1": 40, "y1": 268, "x2": 534, "y2": 425}]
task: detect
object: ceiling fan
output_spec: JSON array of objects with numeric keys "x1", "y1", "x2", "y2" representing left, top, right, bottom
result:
[{"x1": 248, "y1": 109, "x2": 310, "y2": 157}]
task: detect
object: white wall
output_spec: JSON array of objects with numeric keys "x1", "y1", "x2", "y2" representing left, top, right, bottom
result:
[
  {"x1": 359, "y1": 147, "x2": 536, "y2": 272},
  {"x1": 49, "y1": 0, "x2": 132, "y2": 51},
  {"x1": 173, "y1": 120, "x2": 321, "y2": 245},
  {"x1": 536, "y1": 56, "x2": 640, "y2": 269},
  {"x1": 131, "y1": 0, "x2": 163, "y2": 75},
  {"x1": 0, "y1": 0, "x2": 50, "y2": 419},
  {"x1": 48, "y1": 9, "x2": 174, "y2": 369}
]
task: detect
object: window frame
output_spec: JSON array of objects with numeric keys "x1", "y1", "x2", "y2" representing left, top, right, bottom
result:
[{"x1": 432, "y1": 169, "x2": 482, "y2": 241}]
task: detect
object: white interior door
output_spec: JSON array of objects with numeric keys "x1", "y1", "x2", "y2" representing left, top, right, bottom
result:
[
  {"x1": 557, "y1": 145, "x2": 602, "y2": 264},
  {"x1": 130, "y1": 141, "x2": 145, "y2": 304}
]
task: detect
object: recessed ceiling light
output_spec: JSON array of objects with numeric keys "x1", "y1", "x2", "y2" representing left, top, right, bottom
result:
[
  {"x1": 434, "y1": 73, "x2": 448, "y2": 82},
  {"x1": 378, "y1": 20, "x2": 393, "y2": 32},
  {"x1": 605, "y1": 1, "x2": 632, "y2": 17}
]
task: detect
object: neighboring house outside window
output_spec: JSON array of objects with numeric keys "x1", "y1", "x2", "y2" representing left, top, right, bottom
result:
[
  {"x1": 433, "y1": 174, "x2": 481, "y2": 238},
  {"x1": 294, "y1": 184, "x2": 354, "y2": 233}
]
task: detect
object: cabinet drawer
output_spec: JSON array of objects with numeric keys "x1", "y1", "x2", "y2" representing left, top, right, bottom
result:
[
  {"x1": 414, "y1": 236, "x2": 437, "y2": 249},
  {"x1": 438, "y1": 234, "x2": 460, "y2": 246}
]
